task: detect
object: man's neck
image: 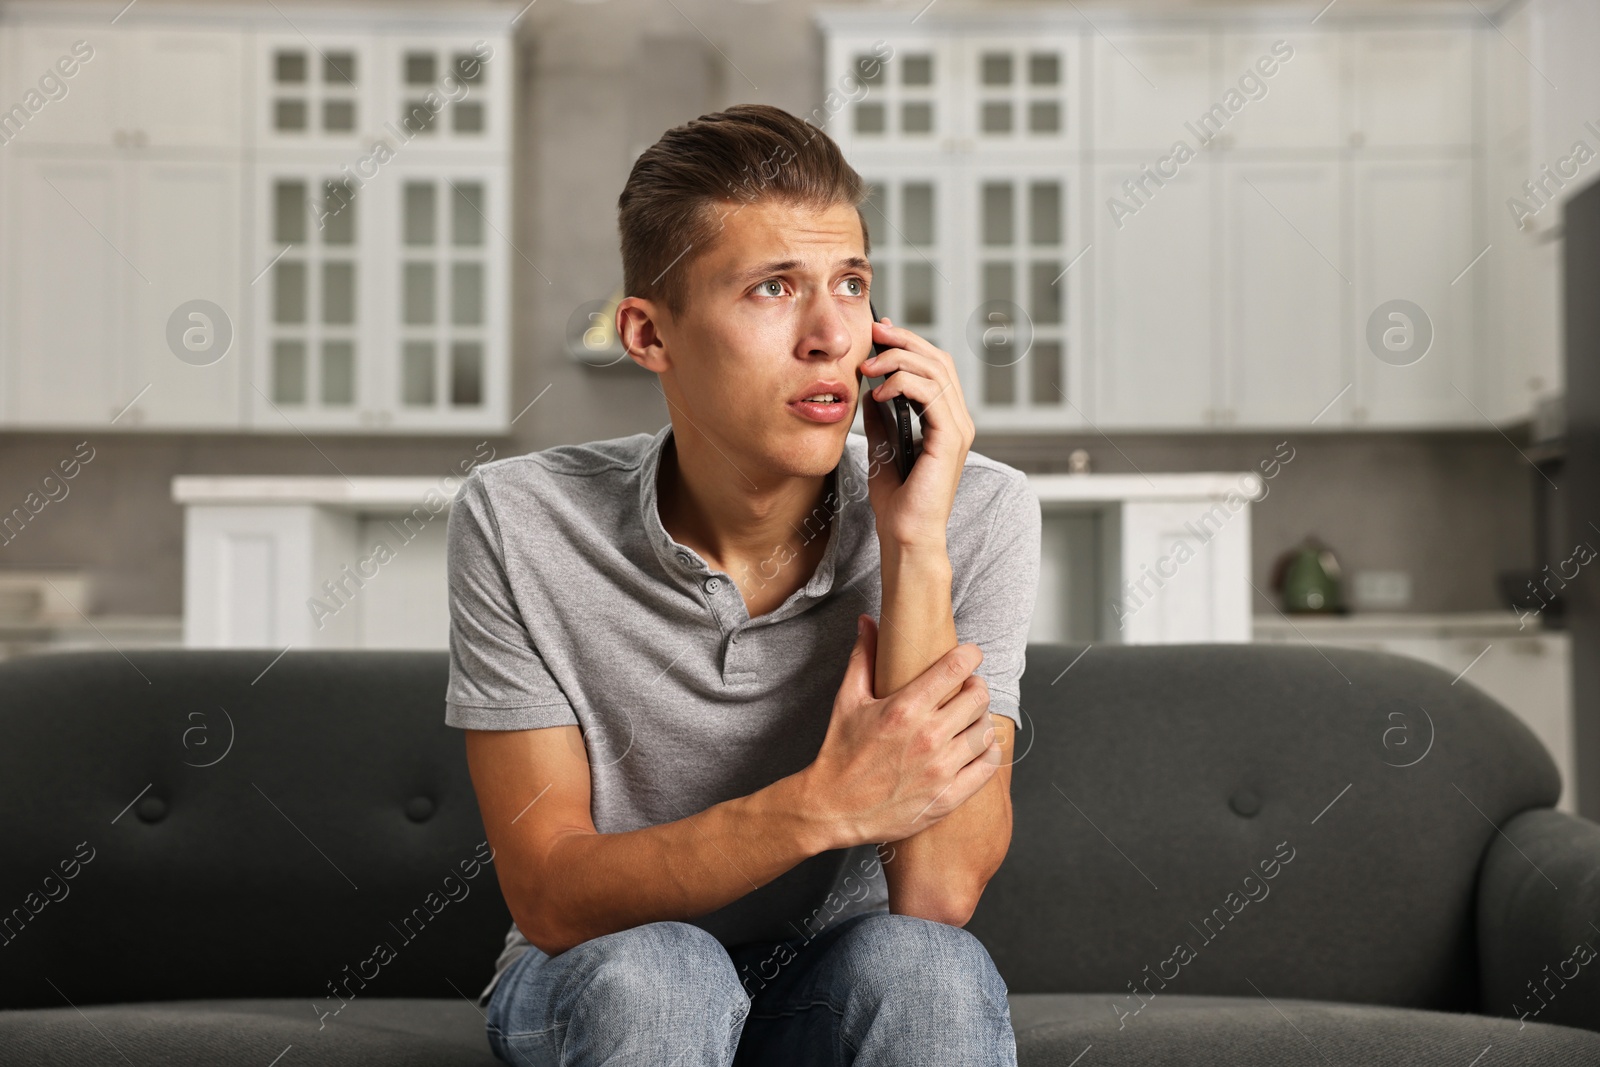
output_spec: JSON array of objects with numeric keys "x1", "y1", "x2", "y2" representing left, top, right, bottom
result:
[{"x1": 656, "y1": 423, "x2": 838, "y2": 600}]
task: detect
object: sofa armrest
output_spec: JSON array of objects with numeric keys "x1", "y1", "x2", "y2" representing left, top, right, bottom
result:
[{"x1": 1477, "y1": 807, "x2": 1600, "y2": 1034}]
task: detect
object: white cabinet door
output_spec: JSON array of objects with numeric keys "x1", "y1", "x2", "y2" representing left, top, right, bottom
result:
[
  {"x1": 4, "y1": 30, "x2": 118, "y2": 148},
  {"x1": 251, "y1": 167, "x2": 376, "y2": 431},
  {"x1": 255, "y1": 35, "x2": 381, "y2": 149},
  {"x1": 852, "y1": 167, "x2": 958, "y2": 351},
  {"x1": 4, "y1": 29, "x2": 240, "y2": 151},
  {"x1": 1219, "y1": 161, "x2": 1349, "y2": 427},
  {"x1": 959, "y1": 158, "x2": 1086, "y2": 429},
  {"x1": 823, "y1": 34, "x2": 954, "y2": 155},
  {"x1": 131, "y1": 29, "x2": 245, "y2": 149},
  {"x1": 1346, "y1": 29, "x2": 1475, "y2": 150},
  {"x1": 125, "y1": 161, "x2": 242, "y2": 428},
  {"x1": 1219, "y1": 34, "x2": 1340, "y2": 151},
  {"x1": 1092, "y1": 32, "x2": 1214, "y2": 155},
  {"x1": 380, "y1": 165, "x2": 509, "y2": 432},
  {"x1": 953, "y1": 35, "x2": 1083, "y2": 152},
  {"x1": 1090, "y1": 161, "x2": 1216, "y2": 428},
  {"x1": 383, "y1": 37, "x2": 510, "y2": 152},
  {"x1": 4, "y1": 157, "x2": 128, "y2": 426},
  {"x1": 1352, "y1": 159, "x2": 1479, "y2": 426}
]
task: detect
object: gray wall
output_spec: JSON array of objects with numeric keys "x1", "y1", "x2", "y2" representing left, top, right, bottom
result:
[{"x1": 0, "y1": 0, "x2": 1534, "y2": 619}]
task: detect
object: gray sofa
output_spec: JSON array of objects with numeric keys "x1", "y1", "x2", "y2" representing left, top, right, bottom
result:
[{"x1": 2, "y1": 644, "x2": 1598, "y2": 1065}]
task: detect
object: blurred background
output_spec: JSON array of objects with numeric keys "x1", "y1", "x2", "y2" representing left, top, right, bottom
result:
[{"x1": 0, "y1": 0, "x2": 1595, "y2": 816}]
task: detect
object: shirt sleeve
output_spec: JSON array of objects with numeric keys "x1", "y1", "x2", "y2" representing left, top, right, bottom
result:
[
  {"x1": 951, "y1": 467, "x2": 1042, "y2": 731},
  {"x1": 444, "y1": 469, "x2": 580, "y2": 731}
]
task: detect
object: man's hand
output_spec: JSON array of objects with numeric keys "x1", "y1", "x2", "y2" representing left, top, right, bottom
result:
[
  {"x1": 799, "y1": 614, "x2": 1003, "y2": 851},
  {"x1": 858, "y1": 314, "x2": 976, "y2": 551}
]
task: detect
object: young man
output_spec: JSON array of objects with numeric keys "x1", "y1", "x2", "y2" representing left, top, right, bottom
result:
[{"x1": 445, "y1": 103, "x2": 1041, "y2": 1065}]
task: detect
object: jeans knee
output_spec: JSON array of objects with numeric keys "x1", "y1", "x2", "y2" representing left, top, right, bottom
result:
[
  {"x1": 840, "y1": 913, "x2": 1008, "y2": 1005},
  {"x1": 572, "y1": 921, "x2": 748, "y2": 1016}
]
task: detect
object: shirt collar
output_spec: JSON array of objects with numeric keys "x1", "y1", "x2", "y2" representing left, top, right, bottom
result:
[{"x1": 638, "y1": 422, "x2": 858, "y2": 600}]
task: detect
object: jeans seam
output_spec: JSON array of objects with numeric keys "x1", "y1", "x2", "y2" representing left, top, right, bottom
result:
[
  {"x1": 746, "y1": 994, "x2": 849, "y2": 1022},
  {"x1": 491, "y1": 1020, "x2": 567, "y2": 1041}
]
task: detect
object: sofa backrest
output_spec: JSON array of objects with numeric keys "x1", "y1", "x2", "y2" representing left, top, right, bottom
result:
[
  {"x1": 0, "y1": 643, "x2": 1563, "y2": 1016},
  {"x1": 0, "y1": 649, "x2": 510, "y2": 1010},
  {"x1": 966, "y1": 643, "x2": 1561, "y2": 1017}
]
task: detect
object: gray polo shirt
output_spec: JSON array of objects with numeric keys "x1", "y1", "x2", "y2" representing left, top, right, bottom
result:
[{"x1": 444, "y1": 422, "x2": 1041, "y2": 1006}]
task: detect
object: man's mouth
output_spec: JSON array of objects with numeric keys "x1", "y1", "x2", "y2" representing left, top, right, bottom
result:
[{"x1": 788, "y1": 383, "x2": 853, "y2": 424}]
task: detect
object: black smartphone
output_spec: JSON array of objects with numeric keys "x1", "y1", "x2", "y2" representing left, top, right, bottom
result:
[{"x1": 862, "y1": 300, "x2": 924, "y2": 481}]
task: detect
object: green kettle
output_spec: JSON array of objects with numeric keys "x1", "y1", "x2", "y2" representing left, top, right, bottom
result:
[{"x1": 1271, "y1": 535, "x2": 1344, "y2": 614}]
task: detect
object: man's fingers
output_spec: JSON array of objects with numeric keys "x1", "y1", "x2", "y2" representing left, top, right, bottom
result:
[
  {"x1": 842, "y1": 614, "x2": 879, "y2": 702},
  {"x1": 890, "y1": 642, "x2": 982, "y2": 717}
]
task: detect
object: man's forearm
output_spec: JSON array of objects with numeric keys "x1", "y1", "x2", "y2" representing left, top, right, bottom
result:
[
  {"x1": 875, "y1": 540, "x2": 1013, "y2": 925},
  {"x1": 523, "y1": 772, "x2": 839, "y2": 955}
]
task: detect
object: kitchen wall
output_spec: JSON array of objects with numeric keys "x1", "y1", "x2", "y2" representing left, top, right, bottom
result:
[{"x1": 0, "y1": 0, "x2": 1540, "y2": 619}]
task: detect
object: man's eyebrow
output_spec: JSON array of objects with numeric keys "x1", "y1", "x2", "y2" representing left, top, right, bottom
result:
[{"x1": 725, "y1": 256, "x2": 874, "y2": 287}]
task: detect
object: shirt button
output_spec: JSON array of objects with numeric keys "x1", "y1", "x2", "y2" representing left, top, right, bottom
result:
[
  {"x1": 704, "y1": 577, "x2": 722, "y2": 594},
  {"x1": 677, "y1": 552, "x2": 692, "y2": 566},
  {"x1": 730, "y1": 633, "x2": 740, "y2": 644}
]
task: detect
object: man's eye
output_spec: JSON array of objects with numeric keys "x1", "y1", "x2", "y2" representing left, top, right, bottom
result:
[
  {"x1": 758, "y1": 279, "x2": 785, "y2": 296},
  {"x1": 839, "y1": 276, "x2": 866, "y2": 296}
]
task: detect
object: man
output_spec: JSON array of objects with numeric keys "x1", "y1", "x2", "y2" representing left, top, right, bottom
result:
[{"x1": 445, "y1": 103, "x2": 1041, "y2": 1065}]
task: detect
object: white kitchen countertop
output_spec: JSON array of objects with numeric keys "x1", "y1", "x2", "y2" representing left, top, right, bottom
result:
[{"x1": 1253, "y1": 611, "x2": 1555, "y2": 639}]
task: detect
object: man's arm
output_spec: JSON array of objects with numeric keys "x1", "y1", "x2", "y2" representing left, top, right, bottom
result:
[
  {"x1": 466, "y1": 724, "x2": 837, "y2": 956},
  {"x1": 465, "y1": 625, "x2": 995, "y2": 956},
  {"x1": 874, "y1": 544, "x2": 1014, "y2": 927},
  {"x1": 858, "y1": 314, "x2": 1034, "y2": 928}
]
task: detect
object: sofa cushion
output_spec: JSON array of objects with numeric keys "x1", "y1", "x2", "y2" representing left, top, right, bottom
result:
[
  {"x1": 0, "y1": 997, "x2": 499, "y2": 1066},
  {"x1": 0, "y1": 650, "x2": 512, "y2": 1009},
  {"x1": 1009, "y1": 992, "x2": 1600, "y2": 1065},
  {"x1": 970, "y1": 643, "x2": 1563, "y2": 1017},
  {"x1": 7, "y1": 992, "x2": 1597, "y2": 1065}
]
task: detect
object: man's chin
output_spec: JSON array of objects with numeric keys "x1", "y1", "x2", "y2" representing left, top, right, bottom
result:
[{"x1": 764, "y1": 425, "x2": 849, "y2": 479}]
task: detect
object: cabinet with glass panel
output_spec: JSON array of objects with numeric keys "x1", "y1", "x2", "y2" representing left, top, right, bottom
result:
[
  {"x1": 825, "y1": 29, "x2": 1087, "y2": 431},
  {"x1": 250, "y1": 27, "x2": 512, "y2": 433}
]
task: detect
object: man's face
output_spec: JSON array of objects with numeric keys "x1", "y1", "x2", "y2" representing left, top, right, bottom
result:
[{"x1": 656, "y1": 197, "x2": 873, "y2": 480}]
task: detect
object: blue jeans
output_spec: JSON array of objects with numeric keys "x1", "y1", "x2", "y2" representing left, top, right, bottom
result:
[{"x1": 484, "y1": 911, "x2": 1018, "y2": 1066}]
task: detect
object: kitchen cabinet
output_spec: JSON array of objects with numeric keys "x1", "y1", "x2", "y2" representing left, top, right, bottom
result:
[
  {"x1": 3, "y1": 25, "x2": 243, "y2": 150},
  {"x1": 126, "y1": 160, "x2": 244, "y2": 428},
  {"x1": 255, "y1": 34, "x2": 378, "y2": 150},
  {"x1": 0, "y1": 4, "x2": 513, "y2": 435},
  {"x1": 854, "y1": 169, "x2": 953, "y2": 353},
  {"x1": 381, "y1": 164, "x2": 509, "y2": 432},
  {"x1": 1219, "y1": 32, "x2": 1342, "y2": 152},
  {"x1": 1218, "y1": 160, "x2": 1347, "y2": 426},
  {"x1": 1345, "y1": 29, "x2": 1475, "y2": 151},
  {"x1": 252, "y1": 166, "x2": 373, "y2": 430},
  {"x1": 1091, "y1": 32, "x2": 1214, "y2": 156},
  {"x1": 825, "y1": 35, "x2": 953, "y2": 150},
  {"x1": 1351, "y1": 159, "x2": 1480, "y2": 427},
  {"x1": 837, "y1": 26, "x2": 1087, "y2": 430},
  {"x1": 3, "y1": 158, "x2": 126, "y2": 427},
  {"x1": 1090, "y1": 160, "x2": 1215, "y2": 428},
  {"x1": 2, "y1": 155, "x2": 241, "y2": 429}
]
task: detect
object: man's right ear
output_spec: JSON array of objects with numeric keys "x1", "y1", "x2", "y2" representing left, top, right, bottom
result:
[{"x1": 616, "y1": 297, "x2": 670, "y2": 374}]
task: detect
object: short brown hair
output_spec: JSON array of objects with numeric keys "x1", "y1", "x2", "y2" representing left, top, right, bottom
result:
[{"x1": 617, "y1": 104, "x2": 871, "y2": 319}]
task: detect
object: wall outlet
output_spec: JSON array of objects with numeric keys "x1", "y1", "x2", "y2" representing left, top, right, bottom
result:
[{"x1": 1352, "y1": 570, "x2": 1412, "y2": 611}]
